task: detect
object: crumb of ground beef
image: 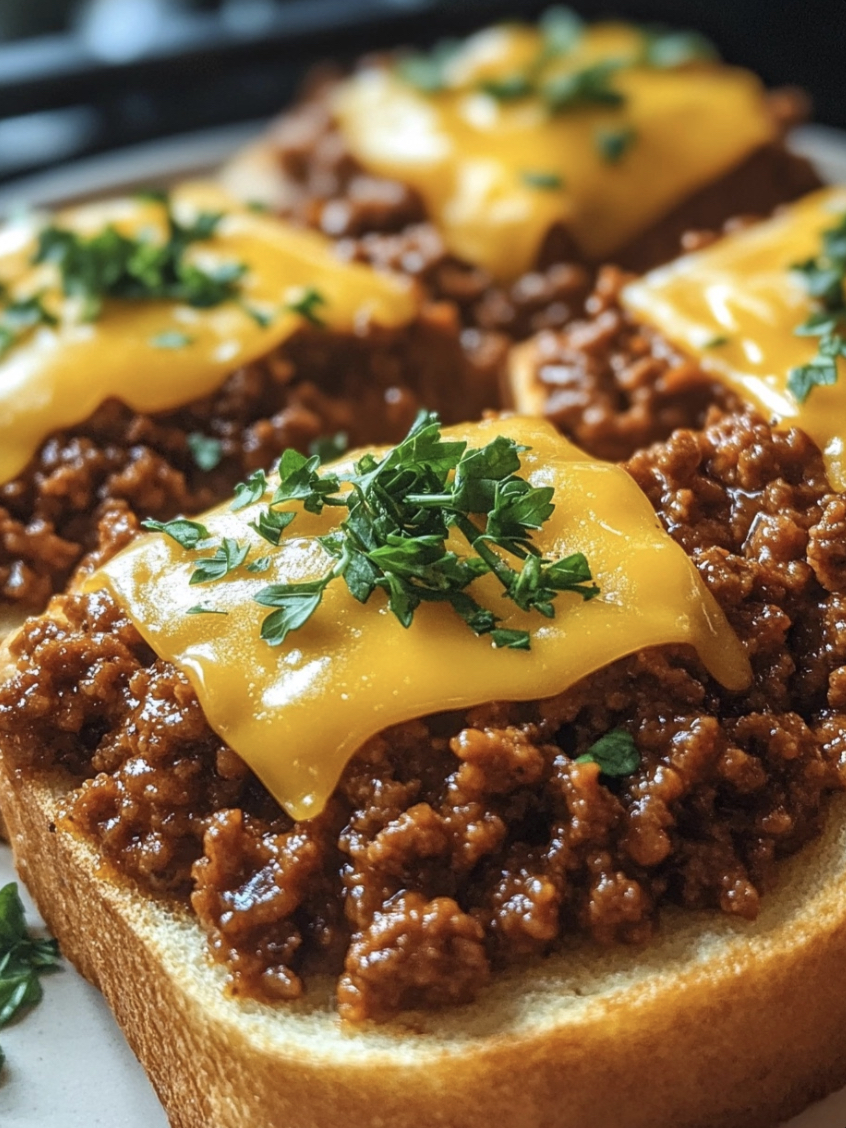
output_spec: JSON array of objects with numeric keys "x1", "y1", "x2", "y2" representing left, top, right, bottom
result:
[
  {"x1": 510, "y1": 265, "x2": 744, "y2": 462},
  {"x1": 0, "y1": 313, "x2": 497, "y2": 613},
  {"x1": 1, "y1": 410, "x2": 844, "y2": 1023}
]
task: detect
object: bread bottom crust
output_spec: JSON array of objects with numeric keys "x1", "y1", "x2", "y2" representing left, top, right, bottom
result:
[{"x1": 2, "y1": 749, "x2": 846, "y2": 1128}]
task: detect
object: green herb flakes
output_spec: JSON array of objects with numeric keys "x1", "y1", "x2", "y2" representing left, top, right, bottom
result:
[
  {"x1": 576, "y1": 729, "x2": 640, "y2": 776},
  {"x1": 285, "y1": 286, "x2": 327, "y2": 327},
  {"x1": 141, "y1": 517, "x2": 211, "y2": 550},
  {"x1": 150, "y1": 330, "x2": 194, "y2": 350},
  {"x1": 187, "y1": 432, "x2": 224, "y2": 472},
  {"x1": 595, "y1": 125, "x2": 637, "y2": 164},
  {"x1": 480, "y1": 73, "x2": 534, "y2": 102},
  {"x1": 31, "y1": 192, "x2": 245, "y2": 323},
  {"x1": 215, "y1": 411, "x2": 598, "y2": 650},
  {"x1": 543, "y1": 61, "x2": 626, "y2": 113},
  {"x1": 521, "y1": 170, "x2": 565, "y2": 190},
  {"x1": 190, "y1": 537, "x2": 249, "y2": 585}
]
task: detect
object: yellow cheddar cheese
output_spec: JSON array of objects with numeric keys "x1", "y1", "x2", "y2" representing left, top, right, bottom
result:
[
  {"x1": 333, "y1": 22, "x2": 775, "y2": 281},
  {"x1": 88, "y1": 416, "x2": 750, "y2": 821},
  {"x1": 623, "y1": 187, "x2": 846, "y2": 490},
  {"x1": 0, "y1": 182, "x2": 418, "y2": 487}
]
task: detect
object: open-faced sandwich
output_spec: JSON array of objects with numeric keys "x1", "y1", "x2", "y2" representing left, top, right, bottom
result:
[
  {"x1": 0, "y1": 181, "x2": 485, "y2": 639},
  {"x1": 223, "y1": 9, "x2": 819, "y2": 345},
  {"x1": 1, "y1": 403, "x2": 846, "y2": 1127}
]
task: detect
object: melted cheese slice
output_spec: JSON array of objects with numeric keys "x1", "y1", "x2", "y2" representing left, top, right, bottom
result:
[
  {"x1": 623, "y1": 187, "x2": 846, "y2": 491},
  {"x1": 87, "y1": 416, "x2": 750, "y2": 821},
  {"x1": 333, "y1": 22, "x2": 775, "y2": 282},
  {"x1": 0, "y1": 182, "x2": 418, "y2": 487}
]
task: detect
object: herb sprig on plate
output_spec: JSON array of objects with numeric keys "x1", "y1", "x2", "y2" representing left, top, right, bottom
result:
[
  {"x1": 788, "y1": 212, "x2": 846, "y2": 403},
  {"x1": 144, "y1": 412, "x2": 600, "y2": 651},
  {"x1": 0, "y1": 882, "x2": 61, "y2": 1070}
]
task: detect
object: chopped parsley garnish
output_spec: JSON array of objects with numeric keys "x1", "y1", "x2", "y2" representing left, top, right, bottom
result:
[
  {"x1": 642, "y1": 28, "x2": 717, "y2": 69},
  {"x1": 395, "y1": 39, "x2": 462, "y2": 93},
  {"x1": 187, "y1": 432, "x2": 224, "y2": 472},
  {"x1": 787, "y1": 212, "x2": 846, "y2": 404},
  {"x1": 150, "y1": 330, "x2": 194, "y2": 349},
  {"x1": 543, "y1": 61, "x2": 626, "y2": 113},
  {"x1": 230, "y1": 469, "x2": 268, "y2": 511},
  {"x1": 154, "y1": 411, "x2": 600, "y2": 650},
  {"x1": 31, "y1": 191, "x2": 245, "y2": 322},
  {"x1": 190, "y1": 537, "x2": 249, "y2": 585},
  {"x1": 0, "y1": 294, "x2": 57, "y2": 358},
  {"x1": 249, "y1": 508, "x2": 296, "y2": 546},
  {"x1": 285, "y1": 286, "x2": 326, "y2": 327},
  {"x1": 521, "y1": 170, "x2": 565, "y2": 190},
  {"x1": 595, "y1": 125, "x2": 637, "y2": 164},
  {"x1": 576, "y1": 729, "x2": 640, "y2": 776},
  {"x1": 703, "y1": 334, "x2": 730, "y2": 348},
  {"x1": 185, "y1": 605, "x2": 228, "y2": 616},
  {"x1": 480, "y1": 73, "x2": 534, "y2": 102},
  {"x1": 141, "y1": 516, "x2": 211, "y2": 549},
  {"x1": 0, "y1": 882, "x2": 61, "y2": 1070}
]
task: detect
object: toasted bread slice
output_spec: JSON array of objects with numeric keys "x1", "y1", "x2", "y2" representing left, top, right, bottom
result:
[{"x1": 2, "y1": 626, "x2": 846, "y2": 1128}]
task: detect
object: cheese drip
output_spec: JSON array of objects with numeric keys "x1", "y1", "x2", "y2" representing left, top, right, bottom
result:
[
  {"x1": 0, "y1": 182, "x2": 417, "y2": 487},
  {"x1": 88, "y1": 416, "x2": 750, "y2": 821},
  {"x1": 333, "y1": 22, "x2": 775, "y2": 282},
  {"x1": 623, "y1": 187, "x2": 846, "y2": 491}
]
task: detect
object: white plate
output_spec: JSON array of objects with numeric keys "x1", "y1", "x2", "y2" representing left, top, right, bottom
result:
[{"x1": 1, "y1": 124, "x2": 846, "y2": 1128}]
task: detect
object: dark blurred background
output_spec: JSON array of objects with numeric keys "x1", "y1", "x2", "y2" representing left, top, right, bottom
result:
[{"x1": 1, "y1": 0, "x2": 844, "y2": 189}]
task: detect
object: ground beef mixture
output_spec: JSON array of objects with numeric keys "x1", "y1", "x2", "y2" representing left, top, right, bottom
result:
[
  {"x1": 511, "y1": 262, "x2": 745, "y2": 462},
  {"x1": 1, "y1": 410, "x2": 844, "y2": 1022},
  {"x1": 254, "y1": 77, "x2": 817, "y2": 343},
  {"x1": 0, "y1": 311, "x2": 496, "y2": 613}
]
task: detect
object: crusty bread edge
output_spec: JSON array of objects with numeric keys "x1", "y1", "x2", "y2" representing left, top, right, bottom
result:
[{"x1": 2, "y1": 731, "x2": 846, "y2": 1128}]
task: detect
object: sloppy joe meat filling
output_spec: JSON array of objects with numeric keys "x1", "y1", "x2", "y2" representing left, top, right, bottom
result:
[{"x1": 1, "y1": 410, "x2": 844, "y2": 1022}]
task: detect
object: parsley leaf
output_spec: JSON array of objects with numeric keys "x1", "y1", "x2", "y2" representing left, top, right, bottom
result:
[
  {"x1": 642, "y1": 29, "x2": 717, "y2": 69},
  {"x1": 249, "y1": 508, "x2": 296, "y2": 546},
  {"x1": 576, "y1": 729, "x2": 640, "y2": 776},
  {"x1": 185, "y1": 605, "x2": 228, "y2": 615},
  {"x1": 189, "y1": 537, "x2": 249, "y2": 585},
  {"x1": 0, "y1": 883, "x2": 61, "y2": 1068},
  {"x1": 395, "y1": 39, "x2": 462, "y2": 93},
  {"x1": 187, "y1": 432, "x2": 224, "y2": 472},
  {"x1": 230, "y1": 469, "x2": 268, "y2": 511},
  {"x1": 285, "y1": 286, "x2": 326, "y2": 326},
  {"x1": 480, "y1": 73, "x2": 534, "y2": 101},
  {"x1": 543, "y1": 61, "x2": 626, "y2": 113},
  {"x1": 254, "y1": 581, "x2": 328, "y2": 646},
  {"x1": 141, "y1": 516, "x2": 211, "y2": 549},
  {"x1": 150, "y1": 330, "x2": 194, "y2": 349},
  {"x1": 595, "y1": 126, "x2": 637, "y2": 164},
  {"x1": 521, "y1": 170, "x2": 565, "y2": 190}
]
